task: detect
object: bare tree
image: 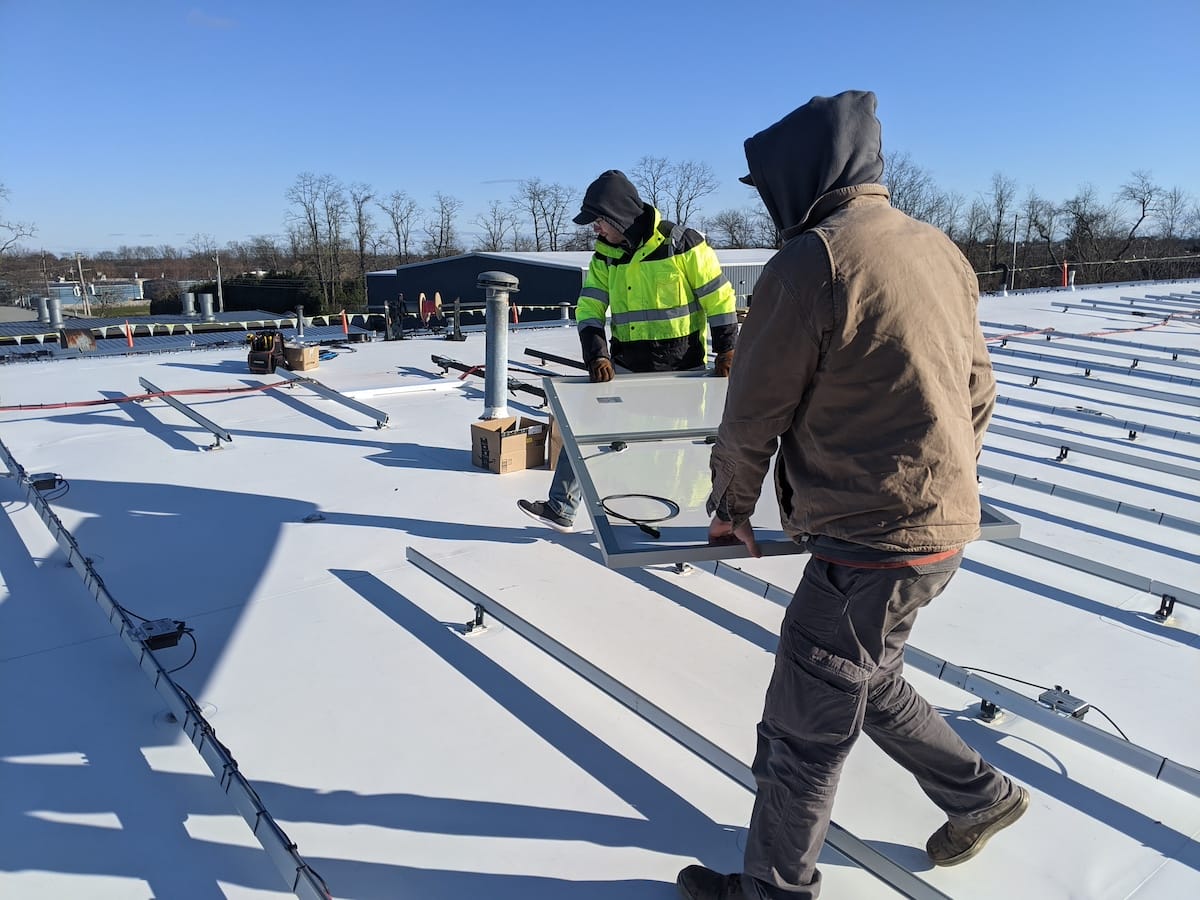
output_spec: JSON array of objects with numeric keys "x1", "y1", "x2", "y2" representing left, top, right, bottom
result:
[
  {"x1": 247, "y1": 234, "x2": 284, "y2": 272},
  {"x1": 1061, "y1": 184, "x2": 1118, "y2": 264},
  {"x1": 379, "y1": 190, "x2": 420, "y2": 266},
  {"x1": 883, "y1": 152, "x2": 938, "y2": 220},
  {"x1": 1153, "y1": 186, "x2": 1191, "y2": 240},
  {"x1": 629, "y1": 156, "x2": 671, "y2": 211},
  {"x1": 286, "y1": 172, "x2": 347, "y2": 308},
  {"x1": 1112, "y1": 170, "x2": 1160, "y2": 259},
  {"x1": 0, "y1": 183, "x2": 36, "y2": 260},
  {"x1": 752, "y1": 207, "x2": 782, "y2": 249},
  {"x1": 984, "y1": 173, "x2": 1018, "y2": 268},
  {"x1": 422, "y1": 192, "x2": 463, "y2": 259},
  {"x1": 321, "y1": 180, "x2": 348, "y2": 306},
  {"x1": 665, "y1": 160, "x2": 718, "y2": 228},
  {"x1": 287, "y1": 173, "x2": 332, "y2": 306},
  {"x1": 961, "y1": 198, "x2": 990, "y2": 258},
  {"x1": 630, "y1": 156, "x2": 717, "y2": 227},
  {"x1": 703, "y1": 209, "x2": 756, "y2": 248},
  {"x1": 513, "y1": 178, "x2": 576, "y2": 251},
  {"x1": 882, "y1": 151, "x2": 962, "y2": 237},
  {"x1": 929, "y1": 190, "x2": 965, "y2": 240},
  {"x1": 348, "y1": 182, "x2": 376, "y2": 305},
  {"x1": 1184, "y1": 200, "x2": 1200, "y2": 241},
  {"x1": 475, "y1": 200, "x2": 517, "y2": 252}
]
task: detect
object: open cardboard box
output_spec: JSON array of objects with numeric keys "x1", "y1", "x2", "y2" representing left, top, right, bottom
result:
[{"x1": 470, "y1": 416, "x2": 548, "y2": 474}]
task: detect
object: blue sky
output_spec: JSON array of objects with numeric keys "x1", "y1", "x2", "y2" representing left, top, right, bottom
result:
[{"x1": 2, "y1": 0, "x2": 1197, "y2": 254}]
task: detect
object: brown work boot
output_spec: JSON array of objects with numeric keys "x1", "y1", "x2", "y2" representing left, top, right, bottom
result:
[
  {"x1": 676, "y1": 865, "x2": 745, "y2": 899},
  {"x1": 926, "y1": 785, "x2": 1030, "y2": 866}
]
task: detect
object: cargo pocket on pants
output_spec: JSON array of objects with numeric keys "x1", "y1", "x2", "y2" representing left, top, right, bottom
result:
[{"x1": 765, "y1": 624, "x2": 871, "y2": 745}]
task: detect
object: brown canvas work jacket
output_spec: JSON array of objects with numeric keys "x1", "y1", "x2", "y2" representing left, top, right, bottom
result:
[{"x1": 708, "y1": 184, "x2": 996, "y2": 553}]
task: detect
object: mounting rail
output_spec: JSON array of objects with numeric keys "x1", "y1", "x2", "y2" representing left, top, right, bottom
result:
[
  {"x1": 138, "y1": 376, "x2": 233, "y2": 449},
  {"x1": 272, "y1": 368, "x2": 389, "y2": 428}
]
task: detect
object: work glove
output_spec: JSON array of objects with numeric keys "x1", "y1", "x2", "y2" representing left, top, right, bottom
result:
[
  {"x1": 588, "y1": 357, "x2": 615, "y2": 383},
  {"x1": 714, "y1": 350, "x2": 734, "y2": 378}
]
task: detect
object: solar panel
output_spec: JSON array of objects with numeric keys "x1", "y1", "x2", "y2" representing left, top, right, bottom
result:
[{"x1": 544, "y1": 372, "x2": 1020, "y2": 568}]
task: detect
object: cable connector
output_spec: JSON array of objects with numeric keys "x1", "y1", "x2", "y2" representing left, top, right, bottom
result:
[{"x1": 131, "y1": 618, "x2": 187, "y2": 650}]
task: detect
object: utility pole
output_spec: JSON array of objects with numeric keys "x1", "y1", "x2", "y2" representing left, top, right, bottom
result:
[
  {"x1": 213, "y1": 252, "x2": 225, "y2": 313},
  {"x1": 75, "y1": 253, "x2": 92, "y2": 317}
]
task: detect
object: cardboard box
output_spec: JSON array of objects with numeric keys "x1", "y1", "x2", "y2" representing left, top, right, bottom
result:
[
  {"x1": 471, "y1": 416, "x2": 547, "y2": 474},
  {"x1": 284, "y1": 344, "x2": 319, "y2": 371}
]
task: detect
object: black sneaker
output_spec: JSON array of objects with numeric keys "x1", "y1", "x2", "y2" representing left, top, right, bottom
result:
[
  {"x1": 926, "y1": 785, "x2": 1030, "y2": 866},
  {"x1": 517, "y1": 499, "x2": 574, "y2": 533},
  {"x1": 676, "y1": 865, "x2": 744, "y2": 899}
]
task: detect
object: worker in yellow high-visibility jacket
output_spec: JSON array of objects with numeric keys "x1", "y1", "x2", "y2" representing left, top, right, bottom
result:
[{"x1": 519, "y1": 169, "x2": 738, "y2": 532}]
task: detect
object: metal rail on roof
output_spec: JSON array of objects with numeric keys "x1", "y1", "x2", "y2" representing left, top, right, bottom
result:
[
  {"x1": 995, "y1": 536, "x2": 1200, "y2": 613},
  {"x1": 987, "y1": 423, "x2": 1200, "y2": 481},
  {"x1": 905, "y1": 647, "x2": 1200, "y2": 799},
  {"x1": 1079, "y1": 298, "x2": 1200, "y2": 318},
  {"x1": 979, "y1": 465, "x2": 1200, "y2": 535},
  {"x1": 138, "y1": 377, "x2": 233, "y2": 449},
  {"x1": 0, "y1": 437, "x2": 331, "y2": 900},
  {"x1": 1052, "y1": 301, "x2": 1186, "y2": 319},
  {"x1": 696, "y1": 557, "x2": 1200, "y2": 800},
  {"x1": 272, "y1": 368, "x2": 389, "y2": 428},
  {"x1": 987, "y1": 334, "x2": 1200, "y2": 374},
  {"x1": 524, "y1": 347, "x2": 588, "y2": 370},
  {"x1": 990, "y1": 361, "x2": 1200, "y2": 408},
  {"x1": 989, "y1": 345, "x2": 1200, "y2": 387},
  {"x1": 1138, "y1": 294, "x2": 1200, "y2": 308},
  {"x1": 992, "y1": 395, "x2": 1200, "y2": 445},
  {"x1": 405, "y1": 545, "x2": 951, "y2": 900},
  {"x1": 981, "y1": 322, "x2": 1200, "y2": 361}
]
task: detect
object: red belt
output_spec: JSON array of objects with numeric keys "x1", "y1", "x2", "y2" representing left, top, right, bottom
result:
[{"x1": 810, "y1": 547, "x2": 961, "y2": 570}]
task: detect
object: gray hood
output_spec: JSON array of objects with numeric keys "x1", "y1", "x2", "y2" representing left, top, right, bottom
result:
[{"x1": 742, "y1": 90, "x2": 884, "y2": 236}]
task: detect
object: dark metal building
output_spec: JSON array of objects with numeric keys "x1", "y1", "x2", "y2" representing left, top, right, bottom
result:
[{"x1": 366, "y1": 248, "x2": 775, "y2": 329}]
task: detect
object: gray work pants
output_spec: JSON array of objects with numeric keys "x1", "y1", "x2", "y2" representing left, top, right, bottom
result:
[{"x1": 741, "y1": 554, "x2": 1010, "y2": 899}]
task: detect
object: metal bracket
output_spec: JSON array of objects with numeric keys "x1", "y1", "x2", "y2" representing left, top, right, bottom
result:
[
  {"x1": 1155, "y1": 594, "x2": 1177, "y2": 621},
  {"x1": 463, "y1": 603, "x2": 486, "y2": 634},
  {"x1": 979, "y1": 699, "x2": 1001, "y2": 722},
  {"x1": 1056, "y1": 445, "x2": 1070, "y2": 461}
]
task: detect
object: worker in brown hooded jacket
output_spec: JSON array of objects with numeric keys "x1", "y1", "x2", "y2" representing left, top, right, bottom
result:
[{"x1": 677, "y1": 91, "x2": 1027, "y2": 900}]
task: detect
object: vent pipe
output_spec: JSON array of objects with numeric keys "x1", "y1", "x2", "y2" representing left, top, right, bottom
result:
[{"x1": 477, "y1": 271, "x2": 519, "y2": 419}]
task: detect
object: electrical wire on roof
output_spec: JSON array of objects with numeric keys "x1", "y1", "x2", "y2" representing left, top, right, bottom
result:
[
  {"x1": 39, "y1": 478, "x2": 70, "y2": 501},
  {"x1": 959, "y1": 665, "x2": 1130, "y2": 741},
  {"x1": 0, "y1": 380, "x2": 292, "y2": 412},
  {"x1": 164, "y1": 629, "x2": 198, "y2": 674}
]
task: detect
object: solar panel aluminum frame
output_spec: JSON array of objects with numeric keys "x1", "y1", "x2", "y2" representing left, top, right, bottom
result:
[{"x1": 542, "y1": 372, "x2": 1020, "y2": 569}]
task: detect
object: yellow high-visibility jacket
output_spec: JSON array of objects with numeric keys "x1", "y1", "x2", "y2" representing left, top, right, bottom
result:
[{"x1": 576, "y1": 207, "x2": 737, "y2": 372}]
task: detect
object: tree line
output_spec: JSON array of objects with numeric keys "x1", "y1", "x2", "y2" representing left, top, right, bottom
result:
[{"x1": 2, "y1": 155, "x2": 1199, "y2": 314}]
